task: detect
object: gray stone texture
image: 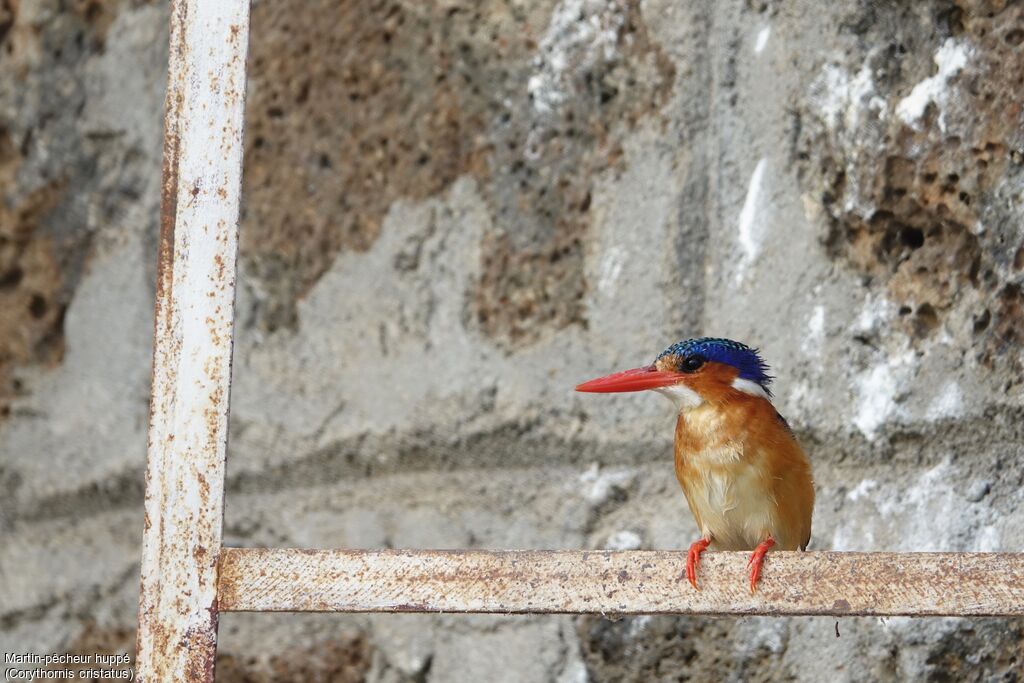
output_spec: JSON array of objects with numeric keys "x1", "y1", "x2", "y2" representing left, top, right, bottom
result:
[{"x1": 2, "y1": 0, "x2": 1023, "y2": 680}]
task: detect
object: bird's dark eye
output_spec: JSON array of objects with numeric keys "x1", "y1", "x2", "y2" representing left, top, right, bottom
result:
[{"x1": 679, "y1": 355, "x2": 706, "y2": 373}]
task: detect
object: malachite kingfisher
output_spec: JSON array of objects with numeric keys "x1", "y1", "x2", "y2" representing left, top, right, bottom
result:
[{"x1": 576, "y1": 337, "x2": 815, "y2": 593}]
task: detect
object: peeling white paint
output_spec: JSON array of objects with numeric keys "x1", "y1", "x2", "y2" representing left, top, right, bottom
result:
[
  {"x1": 926, "y1": 382, "x2": 964, "y2": 421},
  {"x1": 853, "y1": 362, "x2": 898, "y2": 440},
  {"x1": 627, "y1": 615, "x2": 653, "y2": 637},
  {"x1": 853, "y1": 350, "x2": 915, "y2": 440},
  {"x1": 528, "y1": 0, "x2": 625, "y2": 115},
  {"x1": 785, "y1": 379, "x2": 816, "y2": 423},
  {"x1": 579, "y1": 463, "x2": 635, "y2": 505},
  {"x1": 833, "y1": 461, "x2": 1003, "y2": 552},
  {"x1": 975, "y1": 525, "x2": 1001, "y2": 552},
  {"x1": 876, "y1": 462, "x2": 986, "y2": 551},
  {"x1": 846, "y1": 478, "x2": 878, "y2": 502},
  {"x1": 856, "y1": 293, "x2": 894, "y2": 334},
  {"x1": 802, "y1": 305, "x2": 826, "y2": 356},
  {"x1": 597, "y1": 245, "x2": 626, "y2": 293},
  {"x1": 896, "y1": 38, "x2": 970, "y2": 131},
  {"x1": 604, "y1": 529, "x2": 643, "y2": 550},
  {"x1": 741, "y1": 620, "x2": 787, "y2": 655},
  {"x1": 831, "y1": 521, "x2": 875, "y2": 552},
  {"x1": 812, "y1": 62, "x2": 885, "y2": 132},
  {"x1": 735, "y1": 157, "x2": 768, "y2": 282},
  {"x1": 557, "y1": 660, "x2": 591, "y2": 683},
  {"x1": 807, "y1": 58, "x2": 889, "y2": 220},
  {"x1": 754, "y1": 26, "x2": 770, "y2": 54}
]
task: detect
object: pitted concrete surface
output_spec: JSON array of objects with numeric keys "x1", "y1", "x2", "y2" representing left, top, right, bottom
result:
[{"x1": 1, "y1": 1, "x2": 1022, "y2": 681}]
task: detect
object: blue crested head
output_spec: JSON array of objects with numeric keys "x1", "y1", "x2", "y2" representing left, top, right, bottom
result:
[{"x1": 655, "y1": 337, "x2": 773, "y2": 395}]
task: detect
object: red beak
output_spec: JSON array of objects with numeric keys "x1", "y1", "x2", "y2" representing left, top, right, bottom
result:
[{"x1": 575, "y1": 365, "x2": 684, "y2": 393}]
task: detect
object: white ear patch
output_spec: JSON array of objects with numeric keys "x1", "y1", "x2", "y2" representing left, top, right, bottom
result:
[
  {"x1": 654, "y1": 384, "x2": 704, "y2": 411},
  {"x1": 732, "y1": 377, "x2": 769, "y2": 399}
]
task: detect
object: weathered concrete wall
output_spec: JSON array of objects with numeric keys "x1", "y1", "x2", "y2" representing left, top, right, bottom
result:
[{"x1": 2, "y1": 0, "x2": 1023, "y2": 680}]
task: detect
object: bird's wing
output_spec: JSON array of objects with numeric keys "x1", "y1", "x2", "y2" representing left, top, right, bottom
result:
[
  {"x1": 757, "y1": 407, "x2": 815, "y2": 551},
  {"x1": 774, "y1": 409, "x2": 794, "y2": 435}
]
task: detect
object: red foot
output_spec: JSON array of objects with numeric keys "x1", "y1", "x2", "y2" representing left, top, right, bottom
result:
[
  {"x1": 682, "y1": 537, "x2": 711, "y2": 589},
  {"x1": 747, "y1": 537, "x2": 776, "y2": 593}
]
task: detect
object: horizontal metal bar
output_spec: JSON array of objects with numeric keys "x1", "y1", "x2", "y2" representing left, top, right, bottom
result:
[{"x1": 218, "y1": 548, "x2": 1024, "y2": 617}]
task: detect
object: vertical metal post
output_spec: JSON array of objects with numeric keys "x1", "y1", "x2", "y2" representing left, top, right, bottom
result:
[{"x1": 135, "y1": 1, "x2": 250, "y2": 680}]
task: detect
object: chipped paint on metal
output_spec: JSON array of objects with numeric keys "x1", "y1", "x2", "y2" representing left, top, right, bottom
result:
[
  {"x1": 135, "y1": 1, "x2": 250, "y2": 681},
  {"x1": 218, "y1": 549, "x2": 1024, "y2": 617}
]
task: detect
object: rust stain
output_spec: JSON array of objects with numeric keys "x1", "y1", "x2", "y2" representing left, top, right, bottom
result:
[
  {"x1": 182, "y1": 616, "x2": 218, "y2": 682},
  {"x1": 390, "y1": 603, "x2": 432, "y2": 612},
  {"x1": 154, "y1": 83, "x2": 182, "y2": 331},
  {"x1": 196, "y1": 472, "x2": 210, "y2": 500},
  {"x1": 140, "y1": 0, "x2": 189, "y2": 667},
  {"x1": 215, "y1": 549, "x2": 1024, "y2": 617},
  {"x1": 206, "y1": 315, "x2": 222, "y2": 346},
  {"x1": 138, "y1": 0, "x2": 247, "y2": 680}
]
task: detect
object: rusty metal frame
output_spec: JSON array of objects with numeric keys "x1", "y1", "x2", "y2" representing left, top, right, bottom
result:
[
  {"x1": 135, "y1": 2, "x2": 1023, "y2": 681},
  {"x1": 136, "y1": 0, "x2": 249, "y2": 680},
  {"x1": 218, "y1": 549, "x2": 1024, "y2": 617}
]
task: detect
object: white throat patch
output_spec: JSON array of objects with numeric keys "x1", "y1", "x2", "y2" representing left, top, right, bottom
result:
[{"x1": 654, "y1": 384, "x2": 704, "y2": 411}]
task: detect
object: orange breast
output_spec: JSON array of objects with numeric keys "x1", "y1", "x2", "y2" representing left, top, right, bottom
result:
[{"x1": 673, "y1": 397, "x2": 814, "y2": 551}]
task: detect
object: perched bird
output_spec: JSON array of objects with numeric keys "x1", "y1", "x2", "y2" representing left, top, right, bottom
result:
[{"x1": 576, "y1": 337, "x2": 814, "y2": 592}]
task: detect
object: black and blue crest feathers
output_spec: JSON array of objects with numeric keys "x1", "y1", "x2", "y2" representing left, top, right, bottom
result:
[{"x1": 656, "y1": 337, "x2": 773, "y2": 394}]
